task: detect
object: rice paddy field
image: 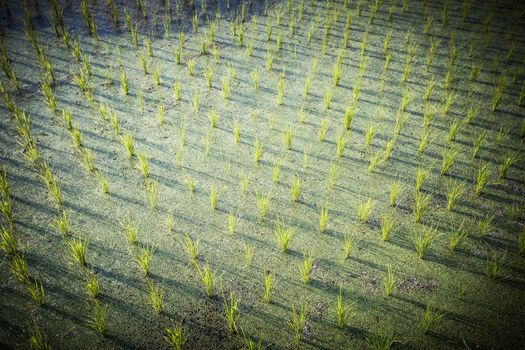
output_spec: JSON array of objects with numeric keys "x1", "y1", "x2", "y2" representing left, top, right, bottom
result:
[{"x1": 0, "y1": 0, "x2": 524, "y2": 348}]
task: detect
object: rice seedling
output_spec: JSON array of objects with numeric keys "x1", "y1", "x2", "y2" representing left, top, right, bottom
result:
[
  {"x1": 332, "y1": 62, "x2": 343, "y2": 87},
  {"x1": 319, "y1": 205, "x2": 329, "y2": 234},
  {"x1": 59, "y1": 109, "x2": 73, "y2": 131},
  {"x1": 288, "y1": 304, "x2": 306, "y2": 343},
  {"x1": 291, "y1": 176, "x2": 301, "y2": 203},
  {"x1": 145, "y1": 179, "x2": 158, "y2": 208},
  {"x1": 153, "y1": 103, "x2": 165, "y2": 125},
  {"x1": 164, "y1": 325, "x2": 187, "y2": 350},
  {"x1": 413, "y1": 226, "x2": 438, "y2": 259},
  {"x1": 256, "y1": 267, "x2": 273, "y2": 305},
  {"x1": 143, "y1": 37, "x2": 153, "y2": 57},
  {"x1": 110, "y1": 112, "x2": 120, "y2": 134},
  {"x1": 463, "y1": 103, "x2": 480, "y2": 125},
  {"x1": 71, "y1": 126, "x2": 83, "y2": 148},
  {"x1": 120, "y1": 132, "x2": 135, "y2": 158},
  {"x1": 424, "y1": 78, "x2": 435, "y2": 101},
  {"x1": 21, "y1": 141, "x2": 40, "y2": 167},
  {"x1": 147, "y1": 280, "x2": 164, "y2": 314},
  {"x1": 0, "y1": 176, "x2": 12, "y2": 224},
  {"x1": 51, "y1": 209, "x2": 71, "y2": 236},
  {"x1": 249, "y1": 69, "x2": 259, "y2": 92},
  {"x1": 341, "y1": 233, "x2": 353, "y2": 261},
  {"x1": 414, "y1": 192, "x2": 431, "y2": 224},
  {"x1": 365, "y1": 328, "x2": 396, "y2": 350},
  {"x1": 173, "y1": 81, "x2": 181, "y2": 101},
  {"x1": 470, "y1": 62, "x2": 483, "y2": 83},
  {"x1": 275, "y1": 220, "x2": 292, "y2": 253},
  {"x1": 336, "y1": 133, "x2": 347, "y2": 158},
  {"x1": 446, "y1": 180, "x2": 465, "y2": 211},
  {"x1": 192, "y1": 91, "x2": 201, "y2": 114},
  {"x1": 9, "y1": 253, "x2": 29, "y2": 284},
  {"x1": 41, "y1": 79, "x2": 56, "y2": 113},
  {"x1": 265, "y1": 47, "x2": 274, "y2": 71},
  {"x1": 254, "y1": 138, "x2": 263, "y2": 164},
  {"x1": 221, "y1": 76, "x2": 232, "y2": 100},
  {"x1": 426, "y1": 39, "x2": 439, "y2": 72},
  {"x1": 226, "y1": 211, "x2": 237, "y2": 237},
  {"x1": 394, "y1": 112, "x2": 408, "y2": 136},
  {"x1": 211, "y1": 44, "x2": 220, "y2": 64},
  {"x1": 323, "y1": 87, "x2": 334, "y2": 109},
  {"x1": 390, "y1": 182, "x2": 401, "y2": 206},
  {"x1": 384, "y1": 265, "x2": 396, "y2": 297},
  {"x1": 234, "y1": 171, "x2": 248, "y2": 196},
  {"x1": 318, "y1": 118, "x2": 330, "y2": 142},
  {"x1": 28, "y1": 325, "x2": 51, "y2": 350},
  {"x1": 423, "y1": 16, "x2": 433, "y2": 35},
  {"x1": 335, "y1": 286, "x2": 352, "y2": 328},
  {"x1": 40, "y1": 163, "x2": 63, "y2": 207},
  {"x1": 421, "y1": 303, "x2": 445, "y2": 334},
  {"x1": 344, "y1": 104, "x2": 358, "y2": 130},
  {"x1": 415, "y1": 168, "x2": 428, "y2": 193},
  {"x1": 491, "y1": 85, "x2": 505, "y2": 112},
  {"x1": 270, "y1": 161, "x2": 281, "y2": 185},
  {"x1": 0, "y1": 225, "x2": 16, "y2": 256},
  {"x1": 120, "y1": 70, "x2": 128, "y2": 95},
  {"x1": 381, "y1": 210, "x2": 396, "y2": 241},
  {"x1": 303, "y1": 149, "x2": 309, "y2": 169},
  {"x1": 443, "y1": 67, "x2": 455, "y2": 91},
  {"x1": 243, "y1": 243, "x2": 254, "y2": 267},
  {"x1": 137, "y1": 152, "x2": 150, "y2": 179},
  {"x1": 107, "y1": 0, "x2": 118, "y2": 25},
  {"x1": 81, "y1": 148, "x2": 95, "y2": 173},
  {"x1": 365, "y1": 125, "x2": 376, "y2": 148},
  {"x1": 447, "y1": 120, "x2": 462, "y2": 143},
  {"x1": 418, "y1": 128, "x2": 431, "y2": 155},
  {"x1": 381, "y1": 50, "x2": 392, "y2": 75},
  {"x1": 400, "y1": 89, "x2": 412, "y2": 113},
  {"x1": 181, "y1": 234, "x2": 199, "y2": 263},
  {"x1": 499, "y1": 151, "x2": 519, "y2": 179},
  {"x1": 277, "y1": 73, "x2": 285, "y2": 105},
  {"x1": 191, "y1": 12, "x2": 199, "y2": 32},
  {"x1": 474, "y1": 163, "x2": 491, "y2": 196},
  {"x1": 0, "y1": 48, "x2": 19, "y2": 89},
  {"x1": 209, "y1": 185, "x2": 219, "y2": 210},
  {"x1": 368, "y1": 151, "x2": 384, "y2": 173},
  {"x1": 472, "y1": 131, "x2": 486, "y2": 158},
  {"x1": 440, "y1": 146, "x2": 458, "y2": 176},
  {"x1": 304, "y1": 73, "x2": 311, "y2": 98},
  {"x1": 153, "y1": 67, "x2": 161, "y2": 86},
  {"x1": 223, "y1": 290, "x2": 240, "y2": 333},
  {"x1": 495, "y1": 126, "x2": 509, "y2": 146},
  {"x1": 86, "y1": 301, "x2": 108, "y2": 336},
  {"x1": 194, "y1": 261, "x2": 216, "y2": 298},
  {"x1": 205, "y1": 110, "x2": 219, "y2": 129},
  {"x1": 449, "y1": 219, "x2": 468, "y2": 251},
  {"x1": 201, "y1": 66, "x2": 213, "y2": 88},
  {"x1": 135, "y1": 245, "x2": 154, "y2": 276},
  {"x1": 69, "y1": 237, "x2": 88, "y2": 267},
  {"x1": 281, "y1": 128, "x2": 293, "y2": 150},
  {"x1": 72, "y1": 67, "x2": 92, "y2": 97},
  {"x1": 86, "y1": 273, "x2": 100, "y2": 299},
  {"x1": 357, "y1": 198, "x2": 374, "y2": 224},
  {"x1": 477, "y1": 212, "x2": 494, "y2": 238},
  {"x1": 139, "y1": 52, "x2": 148, "y2": 74},
  {"x1": 358, "y1": 56, "x2": 368, "y2": 78}
]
